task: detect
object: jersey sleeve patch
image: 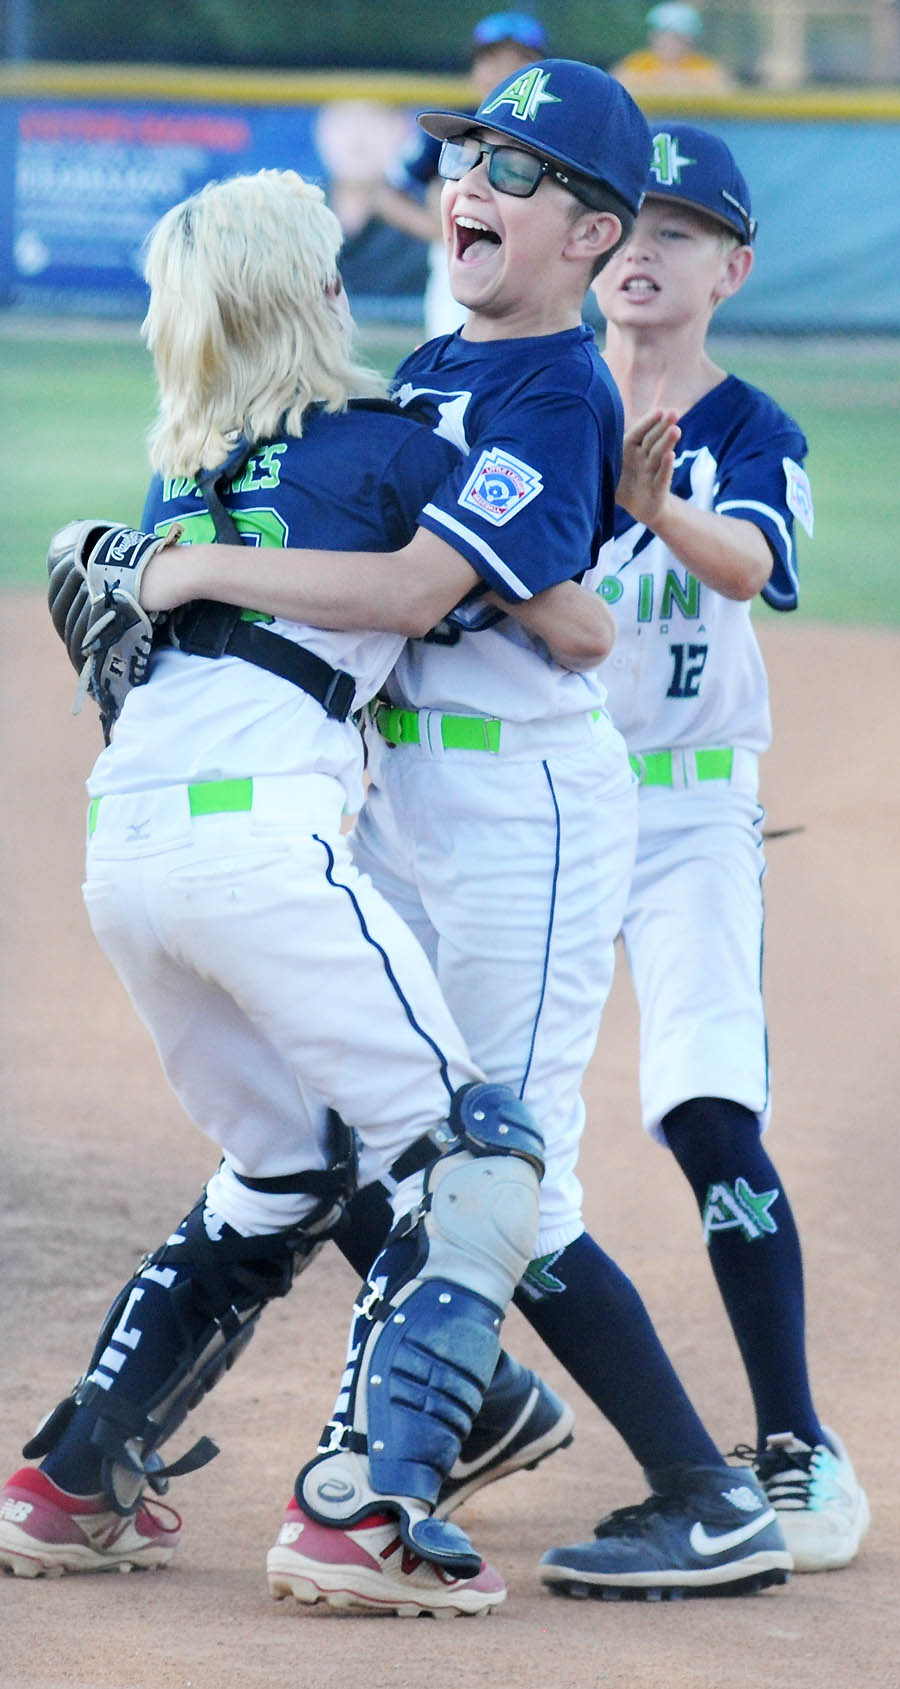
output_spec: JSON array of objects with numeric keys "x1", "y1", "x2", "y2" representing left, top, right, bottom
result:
[
  {"x1": 457, "y1": 447, "x2": 543, "y2": 527},
  {"x1": 783, "y1": 457, "x2": 814, "y2": 537}
]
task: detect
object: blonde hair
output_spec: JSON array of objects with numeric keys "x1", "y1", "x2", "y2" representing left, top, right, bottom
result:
[{"x1": 142, "y1": 169, "x2": 387, "y2": 476}]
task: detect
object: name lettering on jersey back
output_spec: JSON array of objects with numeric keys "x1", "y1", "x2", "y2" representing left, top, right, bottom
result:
[{"x1": 162, "y1": 444, "x2": 287, "y2": 505}]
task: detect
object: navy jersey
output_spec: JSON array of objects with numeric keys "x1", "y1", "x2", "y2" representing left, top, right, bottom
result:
[
  {"x1": 142, "y1": 401, "x2": 459, "y2": 563},
  {"x1": 385, "y1": 326, "x2": 626, "y2": 721},
  {"x1": 585, "y1": 376, "x2": 812, "y2": 754},
  {"x1": 392, "y1": 325, "x2": 624, "y2": 609}
]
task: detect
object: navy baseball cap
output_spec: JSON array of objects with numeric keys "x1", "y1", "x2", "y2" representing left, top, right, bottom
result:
[
  {"x1": 418, "y1": 58, "x2": 652, "y2": 216},
  {"x1": 472, "y1": 12, "x2": 549, "y2": 53},
  {"x1": 646, "y1": 124, "x2": 757, "y2": 242}
]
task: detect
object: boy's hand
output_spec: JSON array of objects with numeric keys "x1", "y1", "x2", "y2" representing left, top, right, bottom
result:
[{"x1": 616, "y1": 409, "x2": 681, "y2": 527}]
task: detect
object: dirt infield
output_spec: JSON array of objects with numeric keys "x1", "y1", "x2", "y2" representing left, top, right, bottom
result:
[{"x1": 1, "y1": 595, "x2": 898, "y2": 1689}]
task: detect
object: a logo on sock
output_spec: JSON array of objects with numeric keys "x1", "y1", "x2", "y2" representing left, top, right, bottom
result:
[
  {"x1": 702, "y1": 1178, "x2": 780, "y2": 1244},
  {"x1": 519, "y1": 1248, "x2": 566, "y2": 1299}
]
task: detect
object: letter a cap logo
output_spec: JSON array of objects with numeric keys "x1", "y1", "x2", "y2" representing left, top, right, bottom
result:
[
  {"x1": 646, "y1": 122, "x2": 757, "y2": 242},
  {"x1": 650, "y1": 131, "x2": 696, "y2": 186},
  {"x1": 481, "y1": 66, "x2": 560, "y2": 123}
]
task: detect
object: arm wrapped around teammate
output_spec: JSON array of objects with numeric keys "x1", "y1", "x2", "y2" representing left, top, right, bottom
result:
[{"x1": 46, "y1": 519, "x2": 182, "y2": 743}]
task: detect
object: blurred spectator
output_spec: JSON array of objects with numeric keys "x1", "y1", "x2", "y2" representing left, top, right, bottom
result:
[
  {"x1": 374, "y1": 11, "x2": 550, "y2": 337},
  {"x1": 314, "y1": 99, "x2": 410, "y2": 237},
  {"x1": 612, "y1": 4, "x2": 736, "y2": 97},
  {"x1": 312, "y1": 98, "x2": 429, "y2": 320}
]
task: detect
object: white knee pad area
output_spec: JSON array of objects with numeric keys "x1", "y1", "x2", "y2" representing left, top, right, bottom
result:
[
  {"x1": 205, "y1": 1163, "x2": 326, "y2": 1236},
  {"x1": 418, "y1": 1146, "x2": 542, "y2": 1310}
]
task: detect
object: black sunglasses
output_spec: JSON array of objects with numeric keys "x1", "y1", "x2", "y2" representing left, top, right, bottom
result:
[{"x1": 438, "y1": 134, "x2": 579, "y2": 200}]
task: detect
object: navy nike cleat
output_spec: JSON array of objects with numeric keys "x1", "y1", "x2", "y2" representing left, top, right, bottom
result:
[
  {"x1": 539, "y1": 1462, "x2": 792, "y2": 1600},
  {"x1": 434, "y1": 1352, "x2": 575, "y2": 1519}
]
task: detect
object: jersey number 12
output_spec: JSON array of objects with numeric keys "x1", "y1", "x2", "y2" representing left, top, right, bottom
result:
[{"x1": 667, "y1": 642, "x2": 708, "y2": 699}]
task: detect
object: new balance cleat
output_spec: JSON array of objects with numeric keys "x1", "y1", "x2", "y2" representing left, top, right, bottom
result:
[
  {"x1": 0, "y1": 1467, "x2": 181, "y2": 1577},
  {"x1": 434, "y1": 1353, "x2": 575, "y2": 1518},
  {"x1": 267, "y1": 1500, "x2": 506, "y2": 1616},
  {"x1": 539, "y1": 1462, "x2": 791, "y2": 1601},
  {"x1": 754, "y1": 1428, "x2": 870, "y2": 1572}
]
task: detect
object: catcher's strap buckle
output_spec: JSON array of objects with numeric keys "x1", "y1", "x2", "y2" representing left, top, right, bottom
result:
[
  {"x1": 355, "y1": 1282, "x2": 386, "y2": 1322},
  {"x1": 320, "y1": 667, "x2": 357, "y2": 721},
  {"x1": 318, "y1": 1420, "x2": 363, "y2": 1455}
]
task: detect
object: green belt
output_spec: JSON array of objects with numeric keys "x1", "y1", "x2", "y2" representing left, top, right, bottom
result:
[
  {"x1": 373, "y1": 703, "x2": 502, "y2": 754},
  {"x1": 88, "y1": 778, "x2": 254, "y2": 836},
  {"x1": 629, "y1": 748, "x2": 734, "y2": 786},
  {"x1": 371, "y1": 703, "x2": 605, "y2": 755}
]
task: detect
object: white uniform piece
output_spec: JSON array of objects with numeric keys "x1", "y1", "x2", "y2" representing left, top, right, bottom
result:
[
  {"x1": 351, "y1": 325, "x2": 638, "y2": 1255},
  {"x1": 384, "y1": 129, "x2": 468, "y2": 340},
  {"x1": 424, "y1": 238, "x2": 469, "y2": 339},
  {"x1": 584, "y1": 375, "x2": 811, "y2": 1140},
  {"x1": 354, "y1": 715, "x2": 636, "y2": 1251},
  {"x1": 83, "y1": 413, "x2": 483, "y2": 1220}
]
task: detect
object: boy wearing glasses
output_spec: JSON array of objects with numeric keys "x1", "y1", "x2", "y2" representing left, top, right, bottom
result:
[{"x1": 87, "y1": 61, "x2": 792, "y2": 1600}]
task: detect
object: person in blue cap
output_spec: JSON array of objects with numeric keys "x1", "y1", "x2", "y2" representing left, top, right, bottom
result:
[
  {"x1": 130, "y1": 62, "x2": 793, "y2": 1603},
  {"x1": 375, "y1": 12, "x2": 551, "y2": 336},
  {"x1": 579, "y1": 121, "x2": 869, "y2": 1578}
]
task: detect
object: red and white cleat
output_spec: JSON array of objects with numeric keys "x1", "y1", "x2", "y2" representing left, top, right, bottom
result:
[
  {"x1": 0, "y1": 1467, "x2": 181, "y2": 1577},
  {"x1": 267, "y1": 1499, "x2": 506, "y2": 1617}
]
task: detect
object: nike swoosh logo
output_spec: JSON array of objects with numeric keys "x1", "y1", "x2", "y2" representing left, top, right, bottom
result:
[
  {"x1": 448, "y1": 1405, "x2": 531, "y2": 1478},
  {"x1": 689, "y1": 1507, "x2": 777, "y2": 1557}
]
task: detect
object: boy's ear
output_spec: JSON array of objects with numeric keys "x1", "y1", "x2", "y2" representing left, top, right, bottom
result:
[
  {"x1": 565, "y1": 211, "x2": 622, "y2": 263},
  {"x1": 714, "y1": 242, "x2": 754, "y2": 303}
]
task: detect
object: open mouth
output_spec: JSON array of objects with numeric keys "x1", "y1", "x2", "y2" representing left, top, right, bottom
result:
[
  {"x1": 454, "y1": 217, "x2": 502, "y2": 263},
  {"x1": 622, "y1": 276, "x2": 660, "y2": 296}
]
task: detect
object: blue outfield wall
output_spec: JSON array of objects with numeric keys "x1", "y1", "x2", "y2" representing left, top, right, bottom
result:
[
  {"x1": 700, "y1": 119, "x2": 900, "y2": 332},
  {"x1": 1, "y1": 69, "x2": 899, "y2": 332}
]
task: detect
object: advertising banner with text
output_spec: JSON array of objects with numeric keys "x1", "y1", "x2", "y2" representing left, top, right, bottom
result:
[{"x1": 2, "y1": 95, "x2": 899, "y2": 331}]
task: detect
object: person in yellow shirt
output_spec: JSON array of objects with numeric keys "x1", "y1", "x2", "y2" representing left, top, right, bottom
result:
[{"x1": 613, "y1": 3, "x2": 736, "y2": 97}]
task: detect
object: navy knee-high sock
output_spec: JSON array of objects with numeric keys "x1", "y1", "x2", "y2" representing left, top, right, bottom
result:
[
  {"x1": 663, "y1": 1097, "x2": 824, "y2": 1453},
  {"x1": 514, "y1": 1231, "x2": 723, "y2": 1475}
]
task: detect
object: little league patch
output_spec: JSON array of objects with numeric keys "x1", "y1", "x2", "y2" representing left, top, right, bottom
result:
[
  {"x1": 783, "y1": 457, "x2": 814, "y2": 537},
  {"x1": 457, "y1": 447, "x2": 544, "y2": 526}
]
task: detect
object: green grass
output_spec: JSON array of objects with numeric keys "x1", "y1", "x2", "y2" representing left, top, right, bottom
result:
[
  {"x1": 3, "y1": 319, "x2": 899, "y2": 628},
  {"x1": 4, "y1": 330, "x2": 156, "y2": 578},
  {"x1": 709, "y1": 338, "x2": 900, "y2": 628}
]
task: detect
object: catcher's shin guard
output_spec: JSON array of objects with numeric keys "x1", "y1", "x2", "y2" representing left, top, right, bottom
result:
[
  {"x1": 298, "y1": 1082, "x2": 544, "y2": 1573},
  {"x1": 24, "y1": 1166, "x2": 350, "y2": 1515}
]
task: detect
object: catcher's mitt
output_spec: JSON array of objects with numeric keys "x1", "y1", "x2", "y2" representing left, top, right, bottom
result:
[{"x1": 47, "y1": 520, "x2": 182, "y2": 744}]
